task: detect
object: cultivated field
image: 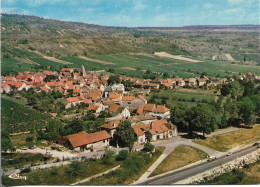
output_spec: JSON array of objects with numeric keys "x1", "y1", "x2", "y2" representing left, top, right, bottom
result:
[{"x1": 1, "y1": 97, "x2": 60, "y2": 133}]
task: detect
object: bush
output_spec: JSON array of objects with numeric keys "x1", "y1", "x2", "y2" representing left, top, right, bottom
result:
[
  {"x1": 21, "y1": 166, "x2": 31, "y2": 173},
  {"x1": 26, "y1": 136, "x2": 34, "y2": 142},
  {"x1": 50, "y1": 167, "x2": 58, "y2": 175},
  {"x1": 116, "y1": 150, "x2": 129, "y2": 161},
  {"x1": 102, "y1": 149, "x2": 116, "y2": 165},
  {"x1": 143, "y1": 143, "x2": 154, "y2": 152}
]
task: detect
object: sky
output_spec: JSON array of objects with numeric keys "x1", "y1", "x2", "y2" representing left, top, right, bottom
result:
[{"x1": 1, "y1": 0, "x2": 259, "y2": 27}]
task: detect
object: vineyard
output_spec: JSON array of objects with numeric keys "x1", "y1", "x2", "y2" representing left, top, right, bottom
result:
[{"x1": 1, "y1": 98, "x2": 61, "y2": 133}]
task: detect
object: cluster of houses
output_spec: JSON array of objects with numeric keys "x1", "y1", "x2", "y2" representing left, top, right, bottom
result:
[{"x1": 1, "y1": 67, "x2": 259, "y2": 152}]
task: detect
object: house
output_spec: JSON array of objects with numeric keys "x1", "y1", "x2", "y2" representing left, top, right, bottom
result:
[
  {"x1": 1, "y1": 83, "x2": 11, "y2": 93},
  {"x1": 111, "y1": 83, "x2": 125, "y2": 94},
  {"x1": 121, "y1": 95, "x2": 147, "y2": 108},
  {"x1": 197, "y1": 78, "x2": 207, "y2": 87},
  {"x1": 132, "y1": 126, "x2": 146, "y2": 145},
  {"x1": 176, "y1": 78, "x2": 185, "y2": 87},
  {"x1": 87, "y1": 103, "x2": 106, "y2": 114},
  {"x1": 100, "y1": 120, "x2": 120, "y2": 138},
  {"x1": 56, "y1": 131, "x2": 111, "y2": 152},
  {"x1": 188, "y1": 78, "x2": 197, "y2": 87},
  {"x1": 5, "y1": 76, "x2": 17, "y2": 82},
  {"x1": 146, "y1": 120, "x2": 177, "y2": 141},
  {"x1": 143, "y1": 104, "x2": 156, "y2": 114},
  {"x1": 109, "y1": 93, "x2": 122, "y2": 103},
  {"x1": 106, "y1": 107, "x2": 131, "y2": 122},
  {"x1": 64, "y1": 97, "x2": 82, "y2": 109},
  {"x1": 152, "y1": 105, "x2": 170, "y2": 119}
]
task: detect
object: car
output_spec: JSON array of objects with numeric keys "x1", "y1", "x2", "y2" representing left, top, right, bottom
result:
[
  {"x1": 20, "y1": 146, "x2": 27, "y2": 150},
  {"x1": 253, "y1": 142, "x2": 260, "y2": 146},
  {"x1": 29, "y1": 145, "x2": 37, "y2": 149},
  {"x1": 226, "y1": 152, "x2": 232, "y2": 156},
  {"x1": 207, "y1": 156, "x2": 217, "y2": 161}
]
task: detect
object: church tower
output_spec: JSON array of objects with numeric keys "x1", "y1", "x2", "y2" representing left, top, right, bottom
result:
[{"x1": 82, "y1": 64, "x2": 86, "y2": 78}]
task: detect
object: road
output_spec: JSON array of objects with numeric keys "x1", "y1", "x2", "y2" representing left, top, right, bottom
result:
[{"x1": 138, "y1": 145, "x2": 259, "y2": 185}]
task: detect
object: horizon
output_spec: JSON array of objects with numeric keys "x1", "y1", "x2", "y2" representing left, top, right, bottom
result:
[
  {"x1": 2, "y1": 13, "x2": 260, "y2": 28},
  {"x1": 2, "y1": 0, "x2": 259, "y2": 27}
]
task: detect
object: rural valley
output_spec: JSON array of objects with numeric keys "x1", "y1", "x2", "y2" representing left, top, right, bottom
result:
[{"x1": 1, "y1": 6, "x2": 260, "y2": 186}]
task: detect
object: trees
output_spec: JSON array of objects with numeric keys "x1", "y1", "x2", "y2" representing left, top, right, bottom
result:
[
  {"x1": 115, "y1": 121, "x2": 135, "y2": 149},
  {"x1": 243, "y1": 81, "x2": 255, "y2": 97},
  {"x1": 116, "y1": 150, "x2": 129, "y2": 161},
  {"x1": 1, "y1": 130, "x2": 14, "y2": 152},
  {"x1": 220, "y1": 84, "x2": 231, "y2": 96},
  {"x1": 170, "y1": 104, "x2": 189, "y2": 132},
  {"x1": 143, "y1": 142, "x2": 154, "y2": 152},
  {"x1": 186, "y1": 105, "x2": 216, "y2": 137},
  {"x1": 238, "y1": 97, "x2": 256, "y2": 126},
  {"x1": 108, "y1": 75, "x2": 120, "y2": 85}
]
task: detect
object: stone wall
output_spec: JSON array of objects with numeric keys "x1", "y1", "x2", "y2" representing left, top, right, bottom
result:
[{"x1": 175, "y1": 149, "x2": 260, "y2": 184}]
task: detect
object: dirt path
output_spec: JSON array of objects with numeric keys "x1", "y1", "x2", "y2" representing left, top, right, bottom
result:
[
  {"x1": 128, "y1": 52, "x2": 155, "y2": 58},
  {"x1": 16, "y1": 58, "x2": 40, "y2": 65},
  {"x1": 78, "y1": 56, "x2": 114, "y2": 65},
  {"x1": 154, "y1": 52, "x2": 203, "y2": 63},
  {"x1": 120, "y1": 67, "x2": 136, "y2": 71},
  {"x1": 225, "y1": 53, "x2": 235, "y2": 62},
  {"x1": 32, "y1": 51, "x2": 73, "y2": 65}
]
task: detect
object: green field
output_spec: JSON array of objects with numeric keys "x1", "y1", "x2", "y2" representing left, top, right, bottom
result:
[
  {"x1": 2, "y1": 51, "x2": 260, "y2": 78},
  {"x1": 148, "y1": 89, "x2": 216, "y2": 109},
  {"x1": 1, "y1": 97, "x2": 61, "y2": 133}
]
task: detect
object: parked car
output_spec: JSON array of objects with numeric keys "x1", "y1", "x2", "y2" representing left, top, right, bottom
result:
[
  {"x1": 207, "y1": 156, "x2": 217, "y2": 161},
  {"x1": 226, "y1": 152, "x2": 232, "y2": 156},
  {"x1": 253, "y1": 142, "x2": 260, "y2": 146},
  {"x1": 20, "y1": 146, "x2": 27, "y2": 150},
  {"x1": 29, "y1": 145, "x2": 37, "y2": 149}
]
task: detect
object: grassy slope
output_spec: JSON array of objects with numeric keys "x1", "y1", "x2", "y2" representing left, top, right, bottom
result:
[
  {"x1": 83, "y1": 147, "x2": 165, "y2": 185},
  {"x1": 2, "y1": 159, "x2": 120, "y2": 185},
  {"x1": 2, "y1": 153, "x2": 54, "y2": 169},
  {"x1": 150, "y1": 145, "x2": 208, "y2": 177},
  {"x1": 193, "y1": 124, "x2": 260, "y2": 152},
  {"x1": 1, "y1": 97, "x2": 60, "y2": 133}
]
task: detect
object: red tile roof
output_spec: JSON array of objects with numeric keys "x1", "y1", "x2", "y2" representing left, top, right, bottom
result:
[
  {"x1": 144, "y1": 104, "x2": 155, "y2": 112},
  {"x1": 132, "y1": 127, "x2": 145, "y2": 136},
  {"x1": 151, "y1": 120, "x2": 169, "y2": 133},
  {"x1": 153, "y1": 105, "x2": 170, "y2": 113},
  {"x1": 136, "y1": 106, "x2": 144, "y2": 115},
  {"x1": 66, "y1": 130, "x2": 111, "y2": 148},
  {"x1": 5, "y1": 76, "x2": 15, "y2": 81},
  {"x1": 47, "y1": 82, "x2": 60, "y2": 87},
  {"x1": 122, "y1": 96, "x2": 135, "y2": 101},
  {"x1": 73, "y1": 89, "x2": 81, "y2": 94},
  {"x1": 40, "y1": 86, "x2": 50, "y2": 92},
  {"x1": 88, "y1": 105, "x2": 99, "y2": 111},
  {"x1": 109, "y1": 104, "x2": 120, "y2": 113},
  {"x1": 67, "y1": 97, "x2": 80, "y2": 103},
  {"x1": 109, "y1": 93, "x2": 121, "y2": 100},
  {"x1": 101, "y1": 121, "x2": 120, "y2": 130},
  {"x1": 13, "y1": 82, "x2": 24, "y2": 88},
  {"x1": 137, "y1": 95, "x2": 147, "y2": 102}
]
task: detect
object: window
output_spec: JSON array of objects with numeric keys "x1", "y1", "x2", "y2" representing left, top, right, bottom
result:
[{"x1": 103, "y1": 139, "x2": 106, "y2": 143}]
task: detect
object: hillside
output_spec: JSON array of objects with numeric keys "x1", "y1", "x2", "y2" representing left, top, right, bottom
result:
[{"x1": 1, "y1": 14, "x2": 260, "y2": 77}]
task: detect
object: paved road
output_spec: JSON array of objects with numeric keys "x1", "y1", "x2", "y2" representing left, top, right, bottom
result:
[{"x1": 138, "y1": 145, "x2": 259, "y2": 185}]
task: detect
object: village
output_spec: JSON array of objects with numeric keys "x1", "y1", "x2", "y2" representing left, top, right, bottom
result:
[{"x1": 1, "y1": 65, "x2": 259, "y2": 154}]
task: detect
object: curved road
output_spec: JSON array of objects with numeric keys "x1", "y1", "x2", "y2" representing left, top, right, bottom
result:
[{"x1": 138, "y1": 145, "x2": 259, "y2": 185}]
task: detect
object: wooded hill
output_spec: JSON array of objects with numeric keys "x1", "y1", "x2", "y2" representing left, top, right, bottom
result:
[{"x1": 2, "y1": 14, "x2": 259, "y2": 58}]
